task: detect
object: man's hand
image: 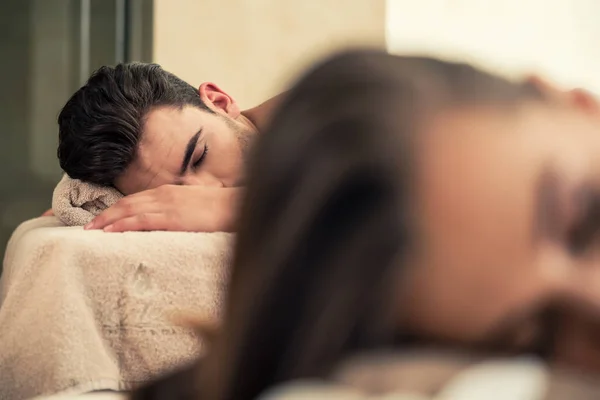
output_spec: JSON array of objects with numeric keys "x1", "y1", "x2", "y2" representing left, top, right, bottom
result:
[{"x1": 85, "y1": 185, "x2": 240, "y2": 233}]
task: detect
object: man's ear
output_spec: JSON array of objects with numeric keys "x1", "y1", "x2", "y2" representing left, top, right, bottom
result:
[
  {"x1": 526, "y1": 75, "x2": 600, "y2": 115},
  {"x1": 198, "y1": 82, "x2": 241, "y2": 118}
]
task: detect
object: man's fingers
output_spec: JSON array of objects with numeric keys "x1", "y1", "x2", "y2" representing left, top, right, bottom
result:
[
  {"x1": 103, "y1": 213, "x2": 167, "y2": 232},
  {"x1": 86, "y1": 195, "x2": 155, "y2": 229}
]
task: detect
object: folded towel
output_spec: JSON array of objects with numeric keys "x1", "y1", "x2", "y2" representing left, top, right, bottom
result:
[
  {"x1": 52, "y1": 174, "x2": 123, "y2": 226},
  {"x1": 0, "y1": 216, "x2": 232, "y2": 399}
]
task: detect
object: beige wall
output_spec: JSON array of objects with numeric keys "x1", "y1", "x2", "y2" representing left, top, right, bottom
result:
[
  {"x1": 387, "y1": 0, "x2": 600, "y2": 94},
  {"x1": 153, "y1": 0, "x2": 386, "y2": 108}
]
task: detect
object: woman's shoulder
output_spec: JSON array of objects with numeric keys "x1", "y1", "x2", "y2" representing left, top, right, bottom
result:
[
  {"x1": 260, "y1": 350, "x2": 600, "y2": 400},
  {"x1": 258, "y1": 379, "x2": 427, "y2": 400}
]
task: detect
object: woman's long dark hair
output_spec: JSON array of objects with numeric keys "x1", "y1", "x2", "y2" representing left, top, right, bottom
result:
[
  {"x1": 204, "y1": 50, "x2": 417, "y2": 400},
  {"x1": 199, "y1": 49, "x2": 544, "y2": 400},
  {"x1": 132, "y1": 49, "x2": 545, "y2": 400}
]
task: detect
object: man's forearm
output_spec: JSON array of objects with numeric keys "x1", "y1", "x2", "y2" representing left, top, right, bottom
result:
[{"x1": 218, "y1": 187, "x2": 243, "y2": 232}]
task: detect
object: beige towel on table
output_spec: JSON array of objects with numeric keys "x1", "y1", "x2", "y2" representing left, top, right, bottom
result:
[
  {"x1": 0, "y1": 177, "x2": 233, "y2": 400},
  {"x1": 52, "y1": 174, "x2": 124, "y2": 226}
]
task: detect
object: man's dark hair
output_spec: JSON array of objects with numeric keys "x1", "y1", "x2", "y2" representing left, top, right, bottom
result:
[{"x1": 57, "y1": 63, "x2": 213, "y2": 186}]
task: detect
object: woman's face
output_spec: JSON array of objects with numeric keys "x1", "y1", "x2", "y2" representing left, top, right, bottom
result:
[{"x1": 402, "y1": 97, "x2": 600, "y2": 371}]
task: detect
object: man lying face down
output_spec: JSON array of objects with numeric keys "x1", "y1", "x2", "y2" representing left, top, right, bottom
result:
[
  {"x1": 55, "y1": 61, "x2": 596, "y2": 234},
  {"x1": 56, "y1": 63, "x2": 283, "y2": 232}
]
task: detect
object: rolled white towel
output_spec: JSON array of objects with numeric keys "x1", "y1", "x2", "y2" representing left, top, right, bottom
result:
[{"x1": 51, "y1": 174, "x2": 123, "y2": 226}]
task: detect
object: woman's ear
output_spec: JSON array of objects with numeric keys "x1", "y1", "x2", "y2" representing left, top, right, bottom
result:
[
  {"x1": 198, "y1": 82, "x2": 241, "y2": 118},
  {"x1": 526, "y1": 75, "x2": 600, "y2": 115},
  {"x1": 525, "y1": 75, "x2": 565, "y2": 100}
]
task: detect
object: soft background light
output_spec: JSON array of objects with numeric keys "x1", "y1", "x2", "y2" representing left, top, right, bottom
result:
[{"x1": 386, "y1": 0, "x2": 600, "y2": 94}]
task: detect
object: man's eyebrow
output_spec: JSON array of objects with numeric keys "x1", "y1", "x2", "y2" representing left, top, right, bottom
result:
[{"x1": 180, "y1": 129, "x2": 202, "y2": 175}]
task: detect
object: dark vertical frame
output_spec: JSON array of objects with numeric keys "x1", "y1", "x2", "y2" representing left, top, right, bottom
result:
[
  {"x1": 125, "y1": 0, "x2": 154, "y2": 63},
  {"x1": 0, "y1": 0, "x2": 154, "y2": 274}
]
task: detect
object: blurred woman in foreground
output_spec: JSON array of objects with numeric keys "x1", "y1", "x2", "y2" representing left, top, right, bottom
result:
[{"x1": 137, "y1": 49, "x2": 600, "y2": 399}]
